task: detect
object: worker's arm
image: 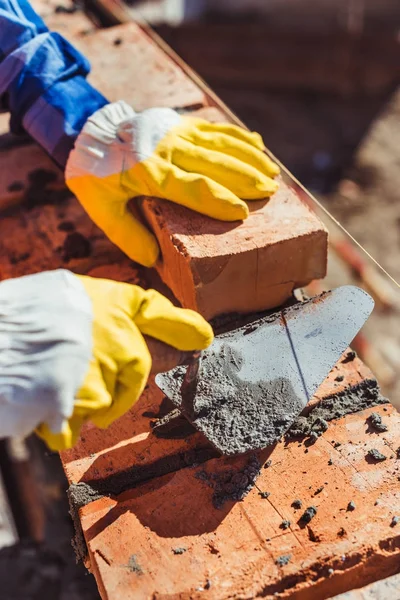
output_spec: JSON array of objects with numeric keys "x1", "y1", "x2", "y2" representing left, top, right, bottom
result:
[
  {"x1": 0, "y1": 0, "x2": 280, "y2": 267},
  {"x1": 0, "y1": 0, "x2": 107, "y2": 167},
  {"x1": 0, "y1": 270, "x2": 213, "y2": 451}
]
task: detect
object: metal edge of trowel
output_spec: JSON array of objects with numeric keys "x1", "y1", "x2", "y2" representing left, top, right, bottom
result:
[{"x1": 154, "y1": 286, "x2": 375, "y2": 453}]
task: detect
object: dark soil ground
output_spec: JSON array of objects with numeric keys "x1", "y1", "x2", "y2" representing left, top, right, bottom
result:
[{"x1": 0, "y1": 440, "x2": 100, "y2": 600}]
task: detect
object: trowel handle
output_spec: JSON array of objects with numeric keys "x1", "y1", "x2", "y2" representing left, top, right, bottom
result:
[
  {"x1": 180, "y1": 351, "x2": 202, "y2": 418},
  {"x1": 145, "y1": 336, "x2": 198, "y2": 374},
  {"x1": 183, "y1": 351, "x2": 202, "y2": 384}
]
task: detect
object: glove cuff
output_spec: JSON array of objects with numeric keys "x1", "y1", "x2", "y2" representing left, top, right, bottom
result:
[
  {"x1": 65, "y1": 102, "x2": 182, "y2": 181},
  {"x1": 65, "y1": 100, "x2": 136, "y2": 180},
  {"x1": 0, "y1": 270, "x2": 93, "y2": 440}
]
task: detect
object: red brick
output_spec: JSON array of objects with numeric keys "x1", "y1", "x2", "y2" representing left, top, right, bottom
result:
[
  {"x1": 70, "y1": 23, "x2": 207, "y2": 111},
  {"x1": 0, "y1": 145, "x2": 142, "y2": 283},
  {"x1": 144, "y1": 173, "x2": 328, "y2": 318},
  {"x1": 78, "y1": 404, "x2": 400, "y2": 600},
  {"x1": 61, "y1": 380, "x2": 208, "y2": 486},
  {"x1": 60, "y1": 357, "x2": 370, "y2": 487}
]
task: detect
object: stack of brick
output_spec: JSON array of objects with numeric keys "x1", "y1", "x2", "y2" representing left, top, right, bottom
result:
[{"x1": 0, "y1": 1, "x2": 398, "y2": 598}]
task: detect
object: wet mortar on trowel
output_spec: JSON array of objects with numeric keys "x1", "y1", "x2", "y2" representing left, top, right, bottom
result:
[{"x1": 153, "y1": 307, "x2": 391, "y2": 513}]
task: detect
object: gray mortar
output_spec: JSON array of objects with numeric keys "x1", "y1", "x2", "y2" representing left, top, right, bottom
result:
[
  {"x1": 159, "y1": 357, "x2": 304, "y2": 456},
  {"x1": 367, "y1": 412, "x2": 388, "y2": 432},
  {"x1": 287, "y1": 378, "x2": 389, "y2": 441},
  {"x1": 67, "y1": 483, "x2": 104, "y2": 563},
  {"x1": 127, "y1": 555, "x2": 143, "y2": 574},
  {"x1": 158, "y1": 296, "x2": 338, "y2": 456},
  {"x1": 259, "y1": 491, "x2": 270, "y2": 499},
  {"x1": 342, "y1": 350, "x2": 356, "y2": 363},
  {"x1": 172, "y1": 547, "x2": 187, "y2": 555},
  {"x1": 276, "y1": 554, "x2": 292, "y2": 566},
  {"x1": 299, "y1": 506, "x2": 317, "y2": 524},
  {"x1": 195, "y1": 455, "x2": 261, "y2": 509},
  {"x1": 367, "y1": 448, "x2": 387, "y2": 462}
]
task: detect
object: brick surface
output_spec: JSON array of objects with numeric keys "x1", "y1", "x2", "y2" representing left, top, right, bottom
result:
[
  {"x1": 61, "y1": 380, "x2": 209, "y2": 487},
  {"x1": 78, "y1": 404, "x2": 400, "y2": 600},
  {"x1": 5, "y1": 6, "x2": 397, "y2": 599},
  {"x1": 70, "y1": 22, "x2": 207, "y2": 111},
  {"x1": 329, "y1": 573, "x2": 400, "y2": 599},
  {"x1": 145, "y1": 181, "x2": 327, "y2": 318},
  {"x1": 60, "y1": 354, "x2": 370, "y2": 487},
  {"x1": 143, "y1": 165, "x2": 328, "y2": 318},
  {"x1": 0, "y1": 144, "x2": 140, "y2": 282}
]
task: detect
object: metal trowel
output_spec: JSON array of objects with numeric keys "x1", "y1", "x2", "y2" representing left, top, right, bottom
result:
[{"x1": 155, "y1": 286, "x2": 374, "y2": 455}]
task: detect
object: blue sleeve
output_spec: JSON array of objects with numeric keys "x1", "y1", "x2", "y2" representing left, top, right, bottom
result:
[{"x1": 0, "y1": 0, "x2": 108, "y2": 167}]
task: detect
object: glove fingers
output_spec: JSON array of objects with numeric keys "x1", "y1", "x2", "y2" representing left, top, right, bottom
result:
[
  {"x1": 172, "y1": 138, "x2": 278, "y2": 199},
  {"x1": 145, "y1": 335, "x2": 195, "y2": 374},
  {"x1": 76, "y1": 359, "x2": 114, "y2": 415},
  {"x1": 144, "y1": 160, "x2": 249, "y2": 220},
  {"x1": 190, "y1": 128, "x2": 280, "y2": 178},
  {"x1": 37, "y1": 361, "x2": 114, "y2": 451},
  {"x1": 92, "y1": 324, "x2": 152, "y2": 428},
  {"x1": 194, "y1": 120, "x2": 266, "y2": 151},
  {"x1": 67, "y1": 177, "x2": 160, "y2": 267},
  {"x1": 36, "y1": 412, "x2": 85, "y2": 452},
  {"x1": 128, "y1": 288, "x2": 214, "y2": 352}
]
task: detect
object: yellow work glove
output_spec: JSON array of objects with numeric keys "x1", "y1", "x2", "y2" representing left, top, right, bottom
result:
[
  {"x1": 0, "y1": 270, "x2": 213, "y2": 452},
  {"x1": 65, "y1": 101, "x2": 280, "y2": 267}
]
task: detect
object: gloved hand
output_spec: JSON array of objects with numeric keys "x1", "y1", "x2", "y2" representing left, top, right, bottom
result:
[
  {"x1": 0, "y1": 270, "x2": 213, "y2": 451},
  {"x1": 65, "y1": 101, "x2": 280, "y2": 267}
]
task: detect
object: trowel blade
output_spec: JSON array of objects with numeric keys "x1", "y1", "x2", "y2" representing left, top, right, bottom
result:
[{"x1": 155, "y1": 286, "x2": 374, "y2": 456}]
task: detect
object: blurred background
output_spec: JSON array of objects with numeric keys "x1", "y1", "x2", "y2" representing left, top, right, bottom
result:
[{"x1": 131, "y1": 0, "x2": 400, "y2": 281}]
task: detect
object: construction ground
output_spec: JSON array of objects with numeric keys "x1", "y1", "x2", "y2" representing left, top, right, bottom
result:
[{"x1": 0, "y1": 1, "x2": 399, "y2": 599}]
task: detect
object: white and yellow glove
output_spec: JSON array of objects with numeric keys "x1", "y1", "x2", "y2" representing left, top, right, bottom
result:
[
  {"x1": 0, "y1": 270, "x2": 213, "y2": 451},
  {"x1": 65, "y1": 101, "x2": 280, "y2": 267}
]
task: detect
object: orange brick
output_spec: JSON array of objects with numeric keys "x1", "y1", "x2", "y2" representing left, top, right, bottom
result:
[
  {"x1": 60, "y1": 356, "x2": 370, "y2": 489},
  {"x1": 61, "y1": 381, "x2": 211, "y2": 487},
  {"x1": 144, "y1": 178, "x2": 328, "y2": 318},
  {"x1": 78, "y1": 404, "x2": 400, "y2": 600},
  {"x1": 70, "y1": 23, "x2": 207, "y2": 112}
]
